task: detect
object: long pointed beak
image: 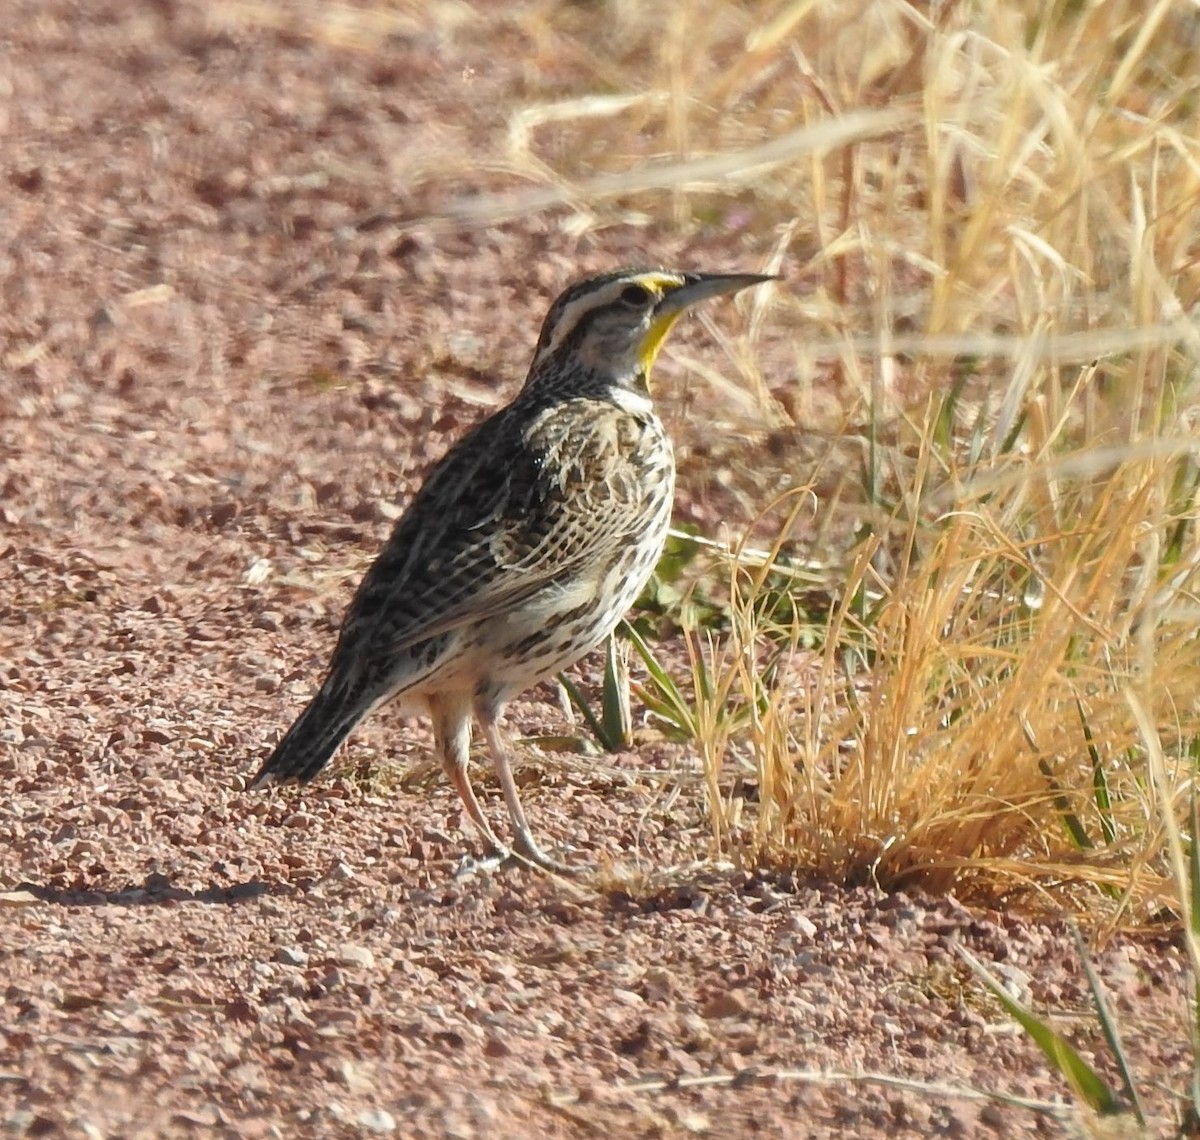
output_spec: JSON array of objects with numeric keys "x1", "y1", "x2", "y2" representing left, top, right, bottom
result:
[{"x1": 655, "y1": 272, "x2": 779, "y2": 316}]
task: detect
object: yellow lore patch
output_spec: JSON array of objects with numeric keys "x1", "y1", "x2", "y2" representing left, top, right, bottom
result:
[
  {"x1": 631, "y1": 271, "x2": 688, "y2": 376},
  {"x1": 638, "y1": 309, "x2": 684, "y2": 374}
]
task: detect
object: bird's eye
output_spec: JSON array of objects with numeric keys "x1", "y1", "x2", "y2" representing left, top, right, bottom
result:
[{"x1": 619, "y1": 283, "x2": 652, "y2": 307}]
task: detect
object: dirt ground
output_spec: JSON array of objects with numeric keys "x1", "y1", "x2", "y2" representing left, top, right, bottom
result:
[{"x1": 1, "y1": 4, "x2": 1194, "y2": 1138}]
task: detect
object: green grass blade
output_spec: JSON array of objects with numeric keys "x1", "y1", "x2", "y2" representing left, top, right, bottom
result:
[
  {"x1": 622, "y1": 619, "x2": 697, "y2": 738},
  {"x1": 600, "y1": 635, "x2": 632, "y2": 750},
  {"x1": 1069, "y1": 922, "x2": 1145, "y2": 1125},
  {"x1": 997, "y1": 407, "x2": 1029, "y2": 458},
  {"x1": 557, "y1": 672, "x2": 618, "y2": 752},
  {"x1": 1077, "y1": 697, "x2": 1116, "y2": 845},
  {"x1": 957, "y1": 945, "x2": 1123, "y2": 1116},
  {"x1": 1038, "y1": 757, "x2": 1092, "y2": 851}
]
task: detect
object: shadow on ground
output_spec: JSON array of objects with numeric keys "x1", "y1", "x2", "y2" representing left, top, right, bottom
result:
[{"x1": 15, "y1": 875, "x2": 280, "y2": 908}]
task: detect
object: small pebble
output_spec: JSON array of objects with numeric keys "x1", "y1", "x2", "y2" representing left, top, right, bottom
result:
[
  {"x1": 641, "y1": 967, "x2": 674, "y2": 1001},
  {"x1": 336, "y1": 944, "x2": 376, "y2": 970},
  {"x1": 701, "y1": 991, "x2": 749, "y2": 1020},
  {"x1": 788, "y1": 914, "x2": 818, "y2": 940},
  {"x1": 357, "y1": 1108, "x2": 396, "y2": 1134}
]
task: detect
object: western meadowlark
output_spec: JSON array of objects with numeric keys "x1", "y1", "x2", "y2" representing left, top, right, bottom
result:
[{"x1": 250, "y1": 267, "x2": 775, "y2": 869}]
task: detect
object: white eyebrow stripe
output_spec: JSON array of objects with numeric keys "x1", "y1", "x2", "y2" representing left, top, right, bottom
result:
[
  {"x1": 534, "y1": 272, "x2": 685, "y2": 366},
  {"x1": 539, "y1": 281, "x2": 625, "y2": 361}
]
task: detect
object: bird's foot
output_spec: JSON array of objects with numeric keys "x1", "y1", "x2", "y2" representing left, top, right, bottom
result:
[
  {"x1": 507, "y1": 835, "x2": 580, "y2": 876},
  {"x1": 452, "y1": 838, "x2": 581, "y2": 879}
]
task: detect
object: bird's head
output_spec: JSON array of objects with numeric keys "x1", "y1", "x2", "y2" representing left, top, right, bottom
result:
[{"x1": 525, "y1": 268, "x2": 776, "y2": 398}]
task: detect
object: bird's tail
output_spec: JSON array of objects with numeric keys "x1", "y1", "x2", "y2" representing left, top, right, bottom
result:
[{"x1": 249, "y1": 684, "x2": 364, "y2": 788}]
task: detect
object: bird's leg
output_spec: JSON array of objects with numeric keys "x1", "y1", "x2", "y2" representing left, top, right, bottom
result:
[
  {"x1": 429, "y1": 693, "x2": 509, "y2": 860},
  {"x1": 475, "y1": 699, "x2": 576, "y2": 875}
]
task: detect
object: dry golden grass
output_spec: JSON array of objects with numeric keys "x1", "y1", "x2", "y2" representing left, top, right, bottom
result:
[{"x1": 647, "y1": 0, "x2": 1200, "y2": 924}]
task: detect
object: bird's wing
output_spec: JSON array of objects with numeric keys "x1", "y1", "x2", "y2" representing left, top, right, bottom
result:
[{"x1": 332, "y1": 397, "x2": 665, "y2": 665}]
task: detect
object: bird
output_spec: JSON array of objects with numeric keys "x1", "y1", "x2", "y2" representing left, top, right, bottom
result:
[{"x1": 249, "y1": 267, "x2": 776, "y2": 870}]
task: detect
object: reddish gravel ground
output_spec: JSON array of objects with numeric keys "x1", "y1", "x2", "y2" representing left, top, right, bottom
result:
[{"x1": 1, "y1": 5, "x2": 1195, "y2": 1138}]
